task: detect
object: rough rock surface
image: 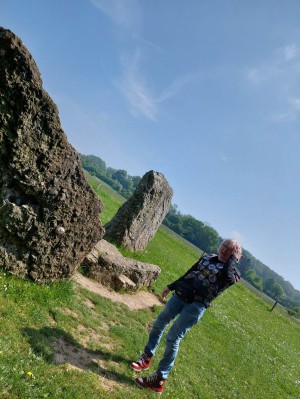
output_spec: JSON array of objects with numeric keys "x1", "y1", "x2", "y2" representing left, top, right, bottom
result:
[
  {"x1": 82, "y1": 240, "x2": 161, "y2": 291},
  {"x1": 104, "y1": 170, "x2": 173, "y2": 251},
  {"x1": 0, "y1": 27, "x2": 104, "y2": 281}
]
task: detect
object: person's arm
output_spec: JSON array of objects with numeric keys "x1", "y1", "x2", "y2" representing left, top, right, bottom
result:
[
  {"x1": 167, "y1": 259, "x2": 200, "y2": 291},
  {"x1": 161, "y1": 256, "x2": 204, "y2": 299},
  {"x1": 222, "y1": 255, "x2": 241, "y2": 285}
]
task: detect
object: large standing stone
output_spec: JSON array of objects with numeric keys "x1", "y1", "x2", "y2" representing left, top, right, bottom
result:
[
  {"x1": 105, "y1": 170, "x2": 173, "y2": 251},
  {"x1": 0, "y1": 27, "x2": 104, "y2": 282}
]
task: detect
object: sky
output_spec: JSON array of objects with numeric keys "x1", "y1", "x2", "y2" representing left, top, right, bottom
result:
[{"x1": 1, "y1": 0, "x2": 300, "y2": 291}]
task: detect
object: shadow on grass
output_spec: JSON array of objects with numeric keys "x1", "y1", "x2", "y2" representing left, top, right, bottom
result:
[{"x1": 22, "y1": 326, "x2": 134, "y2": 388}]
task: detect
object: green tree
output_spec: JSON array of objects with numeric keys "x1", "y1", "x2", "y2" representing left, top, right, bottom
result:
[
  {"x1": 264, "y1": 278, "x2": 285, "y2": 300},
  {"x1": 287, "y1": 306, "x2": 300, "y2": 318},
  {"x1": 112, "y1": 169, "x2": 128, "y2": 185},
  {"x1": 130, "y1": 175, "x2": 141, "y2": 189},
  {"x1": 180, "y1": 215, "x2": 220, "y2": 253},
  {"x1": 106, "y1": 167, "x2": 117, "y2": 178},
  {"x1": 163, "y1": 206, "x2": 220, "y2": 253},
  {"x1": 80, "y1": 154, "x2": 106, "y2": 171},
  {"x1": 245, "y1": 269, "x2": 263, "y2": 291}
]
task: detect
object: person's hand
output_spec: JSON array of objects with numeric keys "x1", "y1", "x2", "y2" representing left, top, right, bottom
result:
[
  {"x1": 161, "y1": 287, "x2": 171, "y2": 300},
  {"x1": 231, "y1": 246, "x2": 242, "y2": 261}
]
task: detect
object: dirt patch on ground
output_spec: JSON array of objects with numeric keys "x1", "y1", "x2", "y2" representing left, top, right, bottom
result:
[
  {"x1": 53, "y1": 337, "x2": 121, "y2": 391},
  {"x1": 83, "y1": 298, "x2": 95, "y2": 309},
  {"x1": 75, "y1": 324, "x2": 114, "y2": 350},
  {"x1": 73, "y1": 272, "x2": 164, "y2": 311},
  {"x1": 60, "y1": 308, "x2": 79, "y2": 318}
]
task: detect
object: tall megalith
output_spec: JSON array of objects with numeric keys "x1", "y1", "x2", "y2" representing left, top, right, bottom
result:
[
  {"x1": 0, "y1": 27, "x2": 104, "y2": 281},
  {"x1": 105, "y1": 170, "x2": 173, "y2": 251}
]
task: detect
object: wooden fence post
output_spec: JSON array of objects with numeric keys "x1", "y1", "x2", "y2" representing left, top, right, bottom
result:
[{"x1": 270, "y1": 301, "x2": 278, "y2": 311}]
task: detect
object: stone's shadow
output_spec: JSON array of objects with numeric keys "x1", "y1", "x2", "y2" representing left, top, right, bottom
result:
[{"x1": 22, "y1": 326, "x2": 134, "y2": 388}]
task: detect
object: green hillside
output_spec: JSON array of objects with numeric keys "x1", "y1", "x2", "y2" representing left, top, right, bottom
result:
[
  {"x1": 80, "y1": 154, "x2": 300, "y2": 315},
  {"x1": 0, "y1": 174, "x2": 299, "y2": 399}
]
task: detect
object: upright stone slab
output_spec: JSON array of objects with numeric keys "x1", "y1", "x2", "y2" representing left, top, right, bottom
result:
[
  {"x1": 105, "y1": 170, "x2": 173, "y2": 251},
  {"x1": 0, "y1": 27, "x2": 104, "y2": 281}
]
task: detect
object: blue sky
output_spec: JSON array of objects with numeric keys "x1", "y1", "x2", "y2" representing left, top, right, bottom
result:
[{"x1": 1, "y1": 0, "x2": 300, "y2": 291}]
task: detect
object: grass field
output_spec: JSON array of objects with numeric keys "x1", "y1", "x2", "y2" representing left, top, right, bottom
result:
[{"x1": 0, "y1": 174, "x2": 299, "y2": 398}]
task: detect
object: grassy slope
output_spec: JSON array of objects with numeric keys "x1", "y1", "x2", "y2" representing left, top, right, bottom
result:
[{"x1": 0, "y1": 175, "x2": 299, "y2": 399}]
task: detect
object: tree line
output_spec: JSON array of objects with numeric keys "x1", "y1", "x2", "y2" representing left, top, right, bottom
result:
[
  {"x1": 80, "y1": 154, "x2": 300, "y2": 318},
  {"x1": 80, "y1": 154, "x2": 141, "y2": 199}
]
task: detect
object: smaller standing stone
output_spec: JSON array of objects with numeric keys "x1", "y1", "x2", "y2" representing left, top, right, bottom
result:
[{"x1": 104, "y1": 171, "x2": 173, "y2": 252}]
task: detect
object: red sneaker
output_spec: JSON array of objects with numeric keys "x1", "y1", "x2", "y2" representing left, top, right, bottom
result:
[
  {"x1": 131, "y1": 352, "x2": 153, "y2": 372},
  {"x1": 135, "y1": 373, "x2": 166, "y2": 394}
]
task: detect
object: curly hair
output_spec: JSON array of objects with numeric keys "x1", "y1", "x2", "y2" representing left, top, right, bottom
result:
[{"x1": 219, "y1": 239, "x2": 242, "y2": 258}]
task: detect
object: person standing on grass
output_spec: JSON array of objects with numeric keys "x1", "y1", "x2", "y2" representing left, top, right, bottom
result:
[{"x1": 131, "y1": 239, "x2": 242, "y2": 394}]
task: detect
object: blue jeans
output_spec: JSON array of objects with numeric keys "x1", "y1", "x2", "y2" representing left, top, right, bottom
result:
[{"x1": 144, "y1": 293, "x2": 206, "y2": 379}]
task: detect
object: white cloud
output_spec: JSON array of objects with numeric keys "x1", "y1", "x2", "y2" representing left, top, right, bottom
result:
[
  {"x1": 246, "y1": 42, "x2": 300, "y2": 86},
  {"x1": 246, "y1": 42, "x2": 300, "y2": 122},
  {"x1": 271, "y1": 112, "x2": 294, "y2": 123},
  {"x1": 246, "y1": 68, "x2": 261, "y2": 85},
  {"x1": 158, "y1": 73, "x2": 201, "y2": 102},
  {"x1": 91, "y1": 0, "x2": 166, "y2": 120},
  {"x1": 117, "y1": 72, "x2": 158, "y2": 120},
  {"x1": 220, "y1": 153, "x2": 229, "y2": 163},
  {"x1": 246, "y1": 65, "x2": 282, "y2": 85},
  {"x1": 284, "y1": 44, "x2": 299, "y2": 61},
  {"x1": 115, "y1": 51, "x2": 158, "y2": 120},
  {"x1": 273, "y1": 98, "x2": 300, "y2": 122},
  {"x1": 229, "y1": 230, "x2": 245, "y2": 245},
  {"x1": 115, "y1": 51, "x2": 200, "y2": 120},
  {"x1": 90, "y1": 0, "x2": 141, "y2": 31},
  {"x1": 92, "y1": 0, "x2": 209, "y2": 121},
  {"x1": 271, "y1": 97, "x2": 300, "y2": 123},
  {"x1": 91, "y1": 0, "x2": 208, "y2": 121},
  {"x1": 290, "y1": 97, "x2": 300, "y2": 110}
]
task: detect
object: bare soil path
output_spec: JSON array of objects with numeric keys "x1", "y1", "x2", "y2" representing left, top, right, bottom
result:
[{"x1": 73, "y1": 272, "x2": 164, "y2": 310}]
